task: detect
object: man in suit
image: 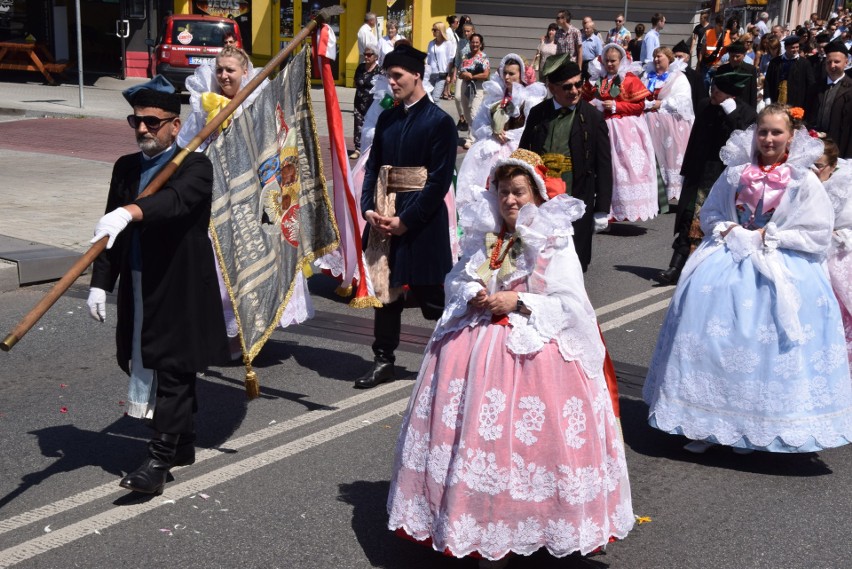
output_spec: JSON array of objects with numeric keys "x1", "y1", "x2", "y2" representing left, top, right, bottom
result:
[
  {"x1": 658, "y1": 70, "x2": 757, "y2": 284},
  {"x1": 806, "y1": 41, "x2": 852, "y2": 158},
  {"x1": 87, "y1": 76, "x2": 229, "y2": 494},
  {"x1": 358, "y1": 44, "x2": 457, "y2": 388},
  {"x1": 716, "y1": 41, "x2": 758, "y2": 108},
  {"x1": 809, "y1": 32, "x2": 832, "y2": 81},
  {"x1": 519, "y1": 53, "x2": 612, "y2": 272},
  {"x1": 673, "y1": 40, "x2": 708, "y2": 114},
  {"x1": 765, "y1": 35, "x2": 814, "y2": 107}
]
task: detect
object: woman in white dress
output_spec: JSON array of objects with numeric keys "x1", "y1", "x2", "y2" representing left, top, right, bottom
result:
[
  {"x1": 455, "y1": 53, "x2": 547, "y2": 207},
  {"x1": 643, "y1": 105, "x2": 852, "y2": 454},
  {"x1": 816, "y1": 138, "x2": 852, "y2": 370},
  {"x1": 642, "y1": 47, "x2": 694, "y2": 204}
]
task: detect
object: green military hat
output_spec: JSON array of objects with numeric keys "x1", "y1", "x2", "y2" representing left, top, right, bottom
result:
[
  {"x1": 713, "y1": 70, "x2": 752, "y2": 97},
  {"x1": 541, "y1": 53, "x2": 581, "y2": 83}
]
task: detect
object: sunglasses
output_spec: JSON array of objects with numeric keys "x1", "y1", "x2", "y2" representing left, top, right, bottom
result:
[
  {"x1": 561, "y1": 80, "x2": 583, "y2": 91},
  {"x1": 127, "y1": 114, "x2": 178, "y2": 131},
  {"x1": 364, "y1": 52, "x2": 376, "y2": 56}
]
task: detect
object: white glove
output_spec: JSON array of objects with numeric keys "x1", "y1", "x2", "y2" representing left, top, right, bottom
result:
[
  {"x1": 719, "y1": 98, "x2": 737, "y2": 115},
  {"x1": 594, "y1": 212, "x2": 610, "y2": 233},
  {"x1": 87, "y1": 287, "x2": 107, "y2": 322},
  {"x1": 91, "y1": 207, "x2": 133, "y2": 249}
]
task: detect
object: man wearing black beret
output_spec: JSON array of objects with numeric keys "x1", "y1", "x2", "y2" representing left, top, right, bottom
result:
[
  {"x1": 765, "y1": 34, "x2": 814, "y2": 106},
  {"x1": 715, "y1": 41, "x2": 758, "y2": 108},
  {"x1": 87, "y1": 75, "x2": 229, "y2": 494},
  {"x1": 672, "y1": 40, "x2": 708, "y2": 114},
  {"x1": 357, "y1": 44, "x2": 457, "y2": 388},
  {"x1": 806, "y1": 41, "x2": 852, "y2": 157},
  {"x1": 519, "y1": 53, "x2": 612, "y2": 272},
  {"x1": 658, "y1": 70, "x2": 757, "y2": 284}
]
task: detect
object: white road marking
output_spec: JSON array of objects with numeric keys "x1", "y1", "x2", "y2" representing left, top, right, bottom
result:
[
  {"x1": 0, "y1": 380, "x2": 412, "y2": 537},
  {"x1": 600, "y1": 299, "x2": 673, "y2": 332},
  {"x1": 0, "y1": 398, "x2": 409, "y2": 568},
  {"x1": 595, "y1": 286, "x2": 673, "y2": 317}
]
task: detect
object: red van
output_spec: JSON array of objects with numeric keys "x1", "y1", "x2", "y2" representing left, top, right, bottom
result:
[{"x1": 152, "y1": 15, "x2": 243, "y2": 91}]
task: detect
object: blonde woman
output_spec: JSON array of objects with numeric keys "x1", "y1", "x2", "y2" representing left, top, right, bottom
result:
[{"x1": 426, "y1": 22, "x2": 454, "y2": 101}]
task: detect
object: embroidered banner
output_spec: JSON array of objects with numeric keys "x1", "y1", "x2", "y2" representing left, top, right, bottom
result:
[{"x1": 207, "y1": 49, "x2": 339, "y2": 363}]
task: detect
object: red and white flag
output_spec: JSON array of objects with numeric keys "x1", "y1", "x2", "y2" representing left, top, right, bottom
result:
[{"x1": 313, "y1": 24, "x2": 380, "y2": 307}]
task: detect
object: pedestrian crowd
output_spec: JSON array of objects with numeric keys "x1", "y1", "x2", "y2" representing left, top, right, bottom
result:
[{"x1": 79, "y1": 5, "x2": 852, "y2": 569}]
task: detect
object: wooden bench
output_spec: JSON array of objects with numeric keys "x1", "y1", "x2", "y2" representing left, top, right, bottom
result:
[{"x1": 0, "y1": 42, "x2": 70, "y2": 85}]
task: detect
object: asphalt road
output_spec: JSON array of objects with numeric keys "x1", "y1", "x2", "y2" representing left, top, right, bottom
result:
[{"x1": 2, "y1": 169, "x2": 852, "y2": 567}]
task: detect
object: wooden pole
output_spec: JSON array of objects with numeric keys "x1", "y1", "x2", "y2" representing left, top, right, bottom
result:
[{"x1": 1, "y1": 5, "x2": 343, "y2": 352}]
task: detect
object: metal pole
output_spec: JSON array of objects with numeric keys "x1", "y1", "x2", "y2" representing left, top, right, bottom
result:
[
  {"x1": 623, "y1": 0, "x2": 629, "y2": 22},
  {"x1": 75, "y1": 0, "x2": 84, "y2": 107}
]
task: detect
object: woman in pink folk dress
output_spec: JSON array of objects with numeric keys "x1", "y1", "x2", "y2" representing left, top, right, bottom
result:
[
  {"x1": 387, "y1": 150, "x2": 633, "y2": 568},
  {"x1": 642, "y1": 47, "x2": 694, "y2": 204},
  {"x1": 582, "y1": 43, "x2": 657, "y2": 221},
  {"x1": 817, "y1": 139, "x2": 852, "y2": 368}
]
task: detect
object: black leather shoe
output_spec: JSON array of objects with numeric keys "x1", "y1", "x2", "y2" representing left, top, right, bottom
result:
[
  {"x1": 354, "y1": 360, "x2": 395, "y2": 389},
  {"x1": 457, "y1": 120, "x2": 469, "y2": 132},
  {"x1": 119, "y1": 458, "x2": 170, "y2": 494},
  {"x1": 658, "y1": 266, "x2": 681, "y2": 285}
]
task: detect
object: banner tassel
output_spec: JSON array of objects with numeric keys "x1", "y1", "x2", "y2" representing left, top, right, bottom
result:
[{"x1": 244, "y1": 363, "x2": 260, "y2": 400}]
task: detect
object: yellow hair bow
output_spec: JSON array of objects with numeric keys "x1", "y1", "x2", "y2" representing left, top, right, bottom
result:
[{"x1": 201, "y1": 91, "x2": 235, "y2": 132}]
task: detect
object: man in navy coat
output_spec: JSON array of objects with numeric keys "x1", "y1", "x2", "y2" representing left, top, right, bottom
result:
[{"x1": 358, "y1": 44, "x2": 457, "y2": 388}]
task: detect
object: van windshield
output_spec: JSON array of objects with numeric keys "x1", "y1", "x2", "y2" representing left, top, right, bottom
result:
[{"x1": 170, "y1": 21, "x2": 235, "y2": 47}]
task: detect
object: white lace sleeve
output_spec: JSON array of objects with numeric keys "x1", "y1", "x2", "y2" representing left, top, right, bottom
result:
[
  {"x1": 501, "y1": 196, "x2": 605, "y2": 380},
  {"x1": 472, "y1": 102, "x2": 494, "y2": 141},
  {"x1": 660, "y1": 73, "x2": 694, "y2": 121},
  {"x1": 435, "y1": 250, "x2": 488, "y2": 334},
  {"x1": 719, "y1": 127, "x2": 755, "y2": 168},
  {"x1": 176, "y1": 110, "x2": 208, "y2": 150}
]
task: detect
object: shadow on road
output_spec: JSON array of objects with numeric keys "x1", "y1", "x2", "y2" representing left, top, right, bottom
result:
[
  {"x1": 338, "y1": 480, "x2": 613, "y2": 568},
  {"x1": 0, "y1": 377, "x2": 249, "y2": 510},
  {"x1": 619, "y1": 398, "x2": 832, "y2": 477},
  {"x1": 602, "y1": 224, "x2": 649, "y2": 238},
  {"x1": 611, "y1": 264, "x2": 664, "y2": 281},
  {"x1": 254, "y1": 337, "x2": 413, "y2": 384}
]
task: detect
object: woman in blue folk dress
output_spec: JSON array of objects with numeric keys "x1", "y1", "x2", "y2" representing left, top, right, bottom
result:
[{"x1": 643, "y1": 104, "x2": 852, "y2": 454}]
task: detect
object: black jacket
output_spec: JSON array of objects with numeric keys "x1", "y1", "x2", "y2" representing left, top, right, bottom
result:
[
  {"x1": 765, "y1": 55, "x2": 814, "y2": 107},
  {"x1": 519, "y1": 98, "x2": 612, "y2": 270},
  {"x1": 91, "y1": 150, "x2": 229, "y2": 374},
  {"x1": 805, "y1": 75, "x2": 852, "y2": 159},
  {"x1": 676, "y1": 98, "x2": 757, "y2": 233}
]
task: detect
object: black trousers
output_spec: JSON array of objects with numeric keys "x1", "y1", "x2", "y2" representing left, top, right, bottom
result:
[
  {"x1": 373, "y1": 285, "x2": 445, "y2": 362},
  {"x1": 152, "y1": 369, "x2": 197, "y2": 435}
]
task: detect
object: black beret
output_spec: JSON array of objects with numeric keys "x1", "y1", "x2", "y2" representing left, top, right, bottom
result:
[
  {"x1": 382, "y1": 44, "x2": 427, "y2": 78},
  {"x1": 672, "y1": 40, "x2": 691, "y2": 55},
  {"x1": 824, "y1": 40, "x2": 850, "y2": 57},
  {"x1": 122, "y1": 75, "x2": 181, "y2": 114}
]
